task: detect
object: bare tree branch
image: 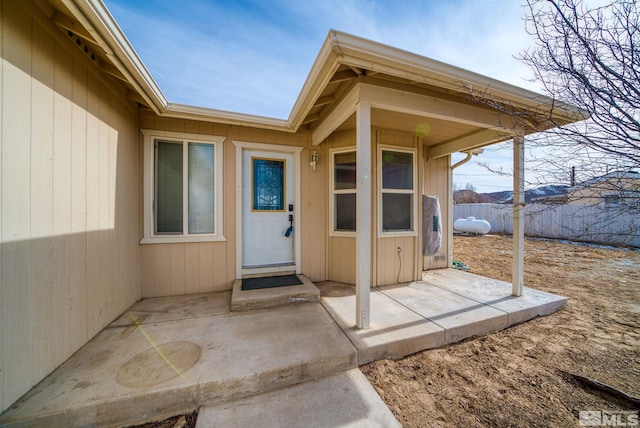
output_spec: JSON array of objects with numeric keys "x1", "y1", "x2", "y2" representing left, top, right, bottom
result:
[{"x1": 458, "y1": 0, "x2": 639, "y2": 244}]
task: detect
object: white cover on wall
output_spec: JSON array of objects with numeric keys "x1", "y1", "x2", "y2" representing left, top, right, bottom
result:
[{"x1": 422, "y1": 195, "x2": 442, "y2": 255}]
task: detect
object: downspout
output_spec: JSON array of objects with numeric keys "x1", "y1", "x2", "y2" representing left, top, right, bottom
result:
[
  {"x1": 448, "y1": 148, "x2": 484, "y2": 270},
  {"x1": 451, "y1": 148, "x2": 484, "y2": 170}
]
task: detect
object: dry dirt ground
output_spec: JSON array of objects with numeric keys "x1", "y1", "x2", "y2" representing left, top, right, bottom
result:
[
  {"x1": 362, "y1": 234, "x2": 640, "y2": 427},
  {"x1": 136, "y1": 235, "x2": 638, "y2": 428}
]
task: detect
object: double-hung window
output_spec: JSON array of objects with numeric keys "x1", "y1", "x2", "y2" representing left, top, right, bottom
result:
[
  {"x1": 379, "y1": 147, "x2": 416, "y2": 235},
  {"x1": 330, "y1": 148, "x2": 357, "y2": 235},
  {"x1": 142, "y1": 130, "x2": 225, "y2": 243}
]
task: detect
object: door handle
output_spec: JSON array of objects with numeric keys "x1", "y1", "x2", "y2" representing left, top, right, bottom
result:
[{"x1": 285, "y1": 214, "x2": 293, "y2": 237}]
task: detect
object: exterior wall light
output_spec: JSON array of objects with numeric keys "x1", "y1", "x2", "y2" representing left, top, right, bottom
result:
[{"x1": 310, "y1": 150, "x2": 319, "y2": 172}]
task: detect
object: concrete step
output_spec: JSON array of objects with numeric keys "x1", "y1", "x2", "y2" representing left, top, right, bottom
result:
[
  {"x1": 195, "y1": 369, "x2": 401, "y2": 428},
  {"x1": 231, "y1": 274, "x2": 320, "y2": 312},
  {"x1": 0, "y1": 298, "x2": 356, "y2": 427}
]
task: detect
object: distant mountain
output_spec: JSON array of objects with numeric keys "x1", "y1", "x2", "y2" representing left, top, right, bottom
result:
[
  {"x1": 453, "y1": 189, "x2": 498, "y2": 204},
  {"x1": 455, "y1": 185, "x2": 569, "y2": 204}
]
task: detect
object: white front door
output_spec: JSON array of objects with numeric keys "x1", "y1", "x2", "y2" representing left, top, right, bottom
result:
[{"x1": 242, "y1": 150, "x2": 295, "y2": 268}]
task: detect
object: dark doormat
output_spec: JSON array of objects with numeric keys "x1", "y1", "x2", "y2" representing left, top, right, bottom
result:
[{"x1": 241, "y1": 274, "x2": 303, "y2": 291}]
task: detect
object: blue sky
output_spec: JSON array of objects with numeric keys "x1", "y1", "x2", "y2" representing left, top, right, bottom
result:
[{"x1": 103, "y1": 0, "x2": 545, "y2": 192}]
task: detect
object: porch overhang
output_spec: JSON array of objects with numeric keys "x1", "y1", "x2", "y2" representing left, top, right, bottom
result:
[
  {"x1": 310, "y1": 82, "x2": 520, "y2": 149},
  {"x1": 48, "y1": 2, "x2": 588, "y2": 331}
]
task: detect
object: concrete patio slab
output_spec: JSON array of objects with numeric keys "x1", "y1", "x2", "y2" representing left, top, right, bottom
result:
[
  {"x1": 1, "y1": 270, "x2": 567, "y2": 427},
  {"x1": 422, "y1": 269, "x2": 568, "y2": 325},
  {"x1": 0, "y1": 296, "x2": 356, "y2": 428},
  {"x1": 231, "y1": 275, "x2": 320, "y2": 312},
  {"x1": 319, "y1": 272, "x2": 567, "y2": 365},
  {"x1": 196, "y1": 369, "x2": 401, "y2": 428},
  {"x1": 317, "y1": 282, "x2": 445, "y2": 365},
  {"x1": 380, "y1": 282, "x2": 508, "y2": 344}
]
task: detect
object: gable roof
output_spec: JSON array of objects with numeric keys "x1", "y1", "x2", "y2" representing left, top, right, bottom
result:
[{"x1": 45, "y1": 0, "x2": 588, "y2": 144}]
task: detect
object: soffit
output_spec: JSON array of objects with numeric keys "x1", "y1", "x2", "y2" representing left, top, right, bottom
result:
[
  {"x1": 335, "y1": 109, "x2": 478, "y2": 146},
  {"x1": 33, "y1": 0, "x2": 161, "y2": 109},
  {"x1": 308, "y1": 64, "x2": 511, "y2": 148}
]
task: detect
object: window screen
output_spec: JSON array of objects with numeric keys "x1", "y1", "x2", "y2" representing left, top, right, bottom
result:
[
  {"x1": 156, "y1": 141, "x2": 183, "y2": 234},
  {"x1": 381, "y1": 149, "x2": 414, "y2": 233},
  {"x1": 188, "y1": 143, "x2": 215, "y2": 233},
  {"x1": 333, "y1": 151, "x2": 357, "y2": 232}
]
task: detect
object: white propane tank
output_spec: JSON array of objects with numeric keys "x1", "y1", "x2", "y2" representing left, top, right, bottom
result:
[{"x1": 454, "y1": 216, "x2": 491, "y2": 235}]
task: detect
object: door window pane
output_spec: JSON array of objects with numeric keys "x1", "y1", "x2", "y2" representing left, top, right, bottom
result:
[
  {"x1": 156, "y1": 141, "x2": 183, "y2": 233},
  {"x1": 335, "y1": 193, "x2": 356, "y2": 231},
  {"x1": 253, "y1": 158, "x2": 285, "y2": 211},
  {"x1": 382, "y1": 193, "x2": 412, "y2": 231},
  {"x1": 188, "y1": 143, "x2": 215, "y2": 234},
  {"x1": 382, "y1": 150, "x2": 413, "y2": 190},
  {"x1": 334, "y1": 151, "x2": 356, "y2": 190}
]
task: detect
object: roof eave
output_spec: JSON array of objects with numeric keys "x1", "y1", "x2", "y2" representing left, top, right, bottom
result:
[
  {"x1": 286, "y1": 31, "x2": 342, "y2": 130},
  {"x1": 62, "y1": 5, "x2": 587, "y2": 133},
  {"x1": 165, "y1": 104, "x2": 292, "y2": 132},
  {"x1": 64, "y1": 0, "x2": 168, "y2": 113},
  {"x1": 328, "y1": 30, "x2": 588, "y2": 126}
]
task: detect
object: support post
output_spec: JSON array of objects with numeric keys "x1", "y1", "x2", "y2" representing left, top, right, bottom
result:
[
  {"x1": 355, "y1": 101, "x2": 371, "y2": 329},
  {"x1": 512, "y1": 130, "x2": 525, "y2": 296}
]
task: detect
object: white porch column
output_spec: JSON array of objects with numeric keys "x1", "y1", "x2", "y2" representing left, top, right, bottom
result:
[
  {"x1": 355, "y1": 101, "x2": 371, "y2": 329},
  {"x1": 512, "y1": 130, "x2": 525, "y2": 296}
]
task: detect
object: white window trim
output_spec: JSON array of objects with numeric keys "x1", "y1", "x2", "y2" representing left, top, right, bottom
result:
[
  {"x1": 330, "y1": 146, "x2": 357, "y2": 237},
  {"x1": 141, "y1": 129, "x2": 226, "y2": 244},
  {"x1": 378, "y1": 145, "x2": 418, "y2": 238}
]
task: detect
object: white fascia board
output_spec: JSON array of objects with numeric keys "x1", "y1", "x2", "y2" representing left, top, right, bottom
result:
[
  {"x1": 287, "y1": 31, "x2": 342, "y2": 129},
  {"x1": 332, "y1": 31, "x2": 587, "y2": 124},
  {"x1": 65, "y1": 0, "x2": 168, "y2": 112},
  {"x1": 67, "y1": 0, "x2": 302, "y2": 131},
  {"x1": 165, "y1": 103, "x2": 291, "y2": 132}
]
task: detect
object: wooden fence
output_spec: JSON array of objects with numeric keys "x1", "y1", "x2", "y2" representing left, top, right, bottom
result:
[{"x1": 453, "y1": 203, "x2": 640, "y2": 248}]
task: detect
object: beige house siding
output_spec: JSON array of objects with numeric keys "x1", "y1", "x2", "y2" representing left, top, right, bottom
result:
[
  {"x1": 326, "y1": 128, "x2": 429, "y2": 286},
  {"x1": 328, "y1": 237, "x2": 357, "y2": 284},
  {"x1": 138, "y1": 111, "x2": 327, "y2": 296},
  {"x1": 376, "y1": 236, "x2": 418, "y2": 285},
  {"x1": 326, "y1": 130, "x2": 357, "y2": 283},
  {"x1": 567, "y1": 188, "x2": 604, "y2": 206},
  {"x1": 375, "y1": 129, "x2": 419, "y2": 285},
  {"x1": 423, "y1": 155, "x2": 452, "y2": 270},
  {"x1": 566, "y1": 177, "x2": 640, "y2": 206},
  {"x1": 299, "y1": 143, "x2": 328, "y2": 282},
  {"x1": 1, "y1": 2, "x2": 140, "y2": 412}
]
